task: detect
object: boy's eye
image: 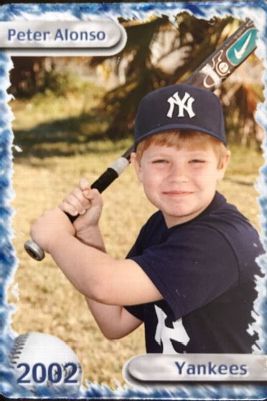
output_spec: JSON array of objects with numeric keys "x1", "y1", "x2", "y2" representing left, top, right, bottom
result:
[
  {"x1": 152, "y1": 159, "x2": 169, "y2": 164},
  {"x1": 189, "y1": 159, "x2": 206, "y2": 164}
]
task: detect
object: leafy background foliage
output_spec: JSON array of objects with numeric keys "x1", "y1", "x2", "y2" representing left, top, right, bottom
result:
[{"x1": 10, "y1": 13, "x2": 264, "y2": 147}]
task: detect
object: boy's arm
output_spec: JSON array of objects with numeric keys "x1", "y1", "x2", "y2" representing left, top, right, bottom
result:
[
  {"x1": 73, "y1": 205, "x2": 142, "y2": 339},
  {"x1": 76, "y1": 226, "x2": 142, "y2": 339},
  {"x1": 30, "y1": 214, "x2": 163, "y2": 307},
  {"x1": 58, "y1": 180, "x2": 143, "y2": 339},
  {"x1": 30, "y1": 179, "x2": 162, "y2": 305},
  {"x1": 31, "y1": 216, "x2": 162, "y2": 304},
  {"x1": 85, "y1": 298, "x2": 142, "y2": 339}
]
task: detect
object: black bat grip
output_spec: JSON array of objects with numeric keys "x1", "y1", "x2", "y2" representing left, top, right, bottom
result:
[{"x1": 24, "y1": 165, "x2": 126, "y2": 261}]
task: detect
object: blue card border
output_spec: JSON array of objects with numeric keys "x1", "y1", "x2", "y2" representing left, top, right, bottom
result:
[{"x1": 0, "y1": 1, "x2": 267, "y2": 399}]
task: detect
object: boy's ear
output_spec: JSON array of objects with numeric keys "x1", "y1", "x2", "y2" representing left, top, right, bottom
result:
[
  {"x1": 130, "y1": 152, "x2": 143, "y2": 182},
  {"x1": 217, "y1": 149, "x2": 231, "y2": 181}
]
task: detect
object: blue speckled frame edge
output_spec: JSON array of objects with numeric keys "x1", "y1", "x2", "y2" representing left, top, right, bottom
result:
[{"x1": 0, "y1": 1, "x2": 267, "y2": 399}]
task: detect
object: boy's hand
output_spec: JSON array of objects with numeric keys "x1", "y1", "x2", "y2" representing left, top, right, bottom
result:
[
  {"x1": 59, "y1": 178, "x2": 103, "y2": 236},
  {"x1": 30, "y1": 208, "x2": 75, "y2": 253}
]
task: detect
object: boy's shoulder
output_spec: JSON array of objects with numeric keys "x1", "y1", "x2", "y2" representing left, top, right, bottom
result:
[
  {"x1": 197, "y1": 191, "x2": 246, "y2": 222},
  {"x1": 130, "y1": 192, "x2": 263, "y2": 279},
  {"x1": 175, "y1": 192, "x2": 264, "y2": 262},
  {"x1": 142, "y1": 192, "x2": 262, "y2": 254},
  {"x1": 197, "y1": 191, "x2": 254, "y2": 234},
  {"x1": 144, "y1": 192, "x2": 249, "y2": 230}
]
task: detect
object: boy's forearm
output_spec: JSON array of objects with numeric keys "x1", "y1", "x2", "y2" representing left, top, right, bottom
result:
[
  {"x1": 49, "y1": 232, "x2": 114, "y2": 300},
  {"x1": 85, "y1": 298, "x2": 142, "y2": 339},
  {"x1": 85, "y1": 298, "x2": 124, "y2": 339},
  {"x1": 44, "y1": 221, "x2": 162, "y2": 306},
  {"x1": 76, "y1": 224, "x2": 106, "y2": 252}
]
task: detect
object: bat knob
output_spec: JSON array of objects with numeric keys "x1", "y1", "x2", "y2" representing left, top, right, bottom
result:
[{"x1": 24, "y1": 240, "x2": 45, "y2": 261}]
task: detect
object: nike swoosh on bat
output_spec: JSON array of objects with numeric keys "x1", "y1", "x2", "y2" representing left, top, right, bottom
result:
[{"x1": 234, "y1": 32, "x2": 252, "y2": 60}]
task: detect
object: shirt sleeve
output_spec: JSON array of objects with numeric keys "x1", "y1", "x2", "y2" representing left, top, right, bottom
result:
[
  {"x1": 127, "y1": 223, "x2": 239, "y2": 320},
  {"x1": 124, "y1": 304, "x2": 144, "y2": 321}
]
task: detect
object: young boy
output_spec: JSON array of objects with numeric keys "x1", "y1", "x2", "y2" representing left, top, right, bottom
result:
[{"x1": 30, "y1": 84, "x2": 264, "y2": 354}]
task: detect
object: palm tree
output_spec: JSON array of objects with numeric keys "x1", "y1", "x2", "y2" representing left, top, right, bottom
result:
[{"x1": 90, "y1": 13, "x2": 263, "y2": 147}]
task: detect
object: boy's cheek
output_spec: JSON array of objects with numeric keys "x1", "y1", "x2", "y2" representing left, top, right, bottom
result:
[
  {"x1": 137, "y1": 171, "x2": 144, "y2": 183},
  {"x1": 137, "y1": 167, "x2": 152, "y2": 185}
]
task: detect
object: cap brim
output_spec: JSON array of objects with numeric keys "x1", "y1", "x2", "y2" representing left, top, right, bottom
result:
[{"x1": 134, "y1": 124, "x2": 227, "y2": 148}]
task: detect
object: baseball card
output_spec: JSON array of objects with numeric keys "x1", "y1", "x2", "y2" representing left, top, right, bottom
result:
[{"x1": 0, "y1": 1, "x2": 267, "y2": 400}]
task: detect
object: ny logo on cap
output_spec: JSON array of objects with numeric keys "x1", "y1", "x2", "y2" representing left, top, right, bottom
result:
[{"x1": 167, "y1": 91, "x2": 196, "y2": 119}]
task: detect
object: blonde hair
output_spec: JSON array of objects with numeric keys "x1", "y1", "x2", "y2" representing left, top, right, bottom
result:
[{"x1": 135, "y1": 130, "x2": 228, "y2": 168}]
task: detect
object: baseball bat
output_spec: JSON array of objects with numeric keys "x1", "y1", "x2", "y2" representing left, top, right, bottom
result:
[{"x1": 24, "y1": 18, "x2": 257, "y2": 261}]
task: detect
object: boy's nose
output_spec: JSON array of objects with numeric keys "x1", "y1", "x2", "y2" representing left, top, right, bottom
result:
[{"x1": 168, "y1": 162, "x2": 189, "y2": 183}]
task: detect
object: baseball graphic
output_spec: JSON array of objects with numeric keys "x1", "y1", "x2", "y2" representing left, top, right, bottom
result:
[
  {"x1": 218, "y1": 61, "x2": 229, "y2": 75},
  {"x1": 9, "y1": 332, "x2": 82, "y2": 389}
]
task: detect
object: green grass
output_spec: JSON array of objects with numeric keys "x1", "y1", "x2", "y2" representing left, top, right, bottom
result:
[{"x1": 9, "y1": 88, "x2": 264, "y2": 387}]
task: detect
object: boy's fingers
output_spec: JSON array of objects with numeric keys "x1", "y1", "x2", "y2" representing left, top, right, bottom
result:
[
  {"x1": 62, "y1": 192, "x2": 90, "y2": 215},
  {"x1": 72, "y1": 187, "x2": 91, "y2": 205},
  {"x1": 59, "y1": 201, "x2": 78, "y2": 216},
  {"x1": 83, "y1": 187, "x2": 100, "y2": 198},
  {"x1": 79, "y1": 178, "x2": 91, "y2": 191},
  {"x1": 60, "y1": 181, "x2": 102, "y2": 218},
  {"x1": 84, "y1": 189, "x2": 103, "y2": 208},
  {"x1": 79, "y1": 179, "x2": 101, "y2": 199}
]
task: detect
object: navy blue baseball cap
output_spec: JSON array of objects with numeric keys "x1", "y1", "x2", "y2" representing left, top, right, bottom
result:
[{"x1": 134, "y1": 84, "x2": 226, "y2": 146}]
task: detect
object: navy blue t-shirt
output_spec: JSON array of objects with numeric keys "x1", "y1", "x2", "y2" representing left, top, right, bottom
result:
[{"x1": 125, "y1": 192, "x2": 264, "y2": 353}]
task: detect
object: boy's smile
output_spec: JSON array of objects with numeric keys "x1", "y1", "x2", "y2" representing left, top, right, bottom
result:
[{"x1": 133, "y1": 143, "x2": 228, "y2": 227}]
